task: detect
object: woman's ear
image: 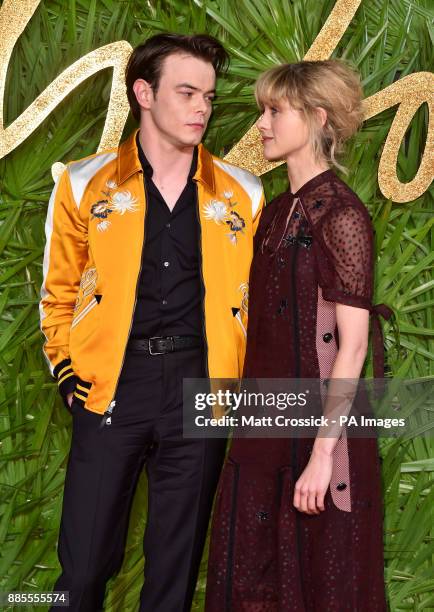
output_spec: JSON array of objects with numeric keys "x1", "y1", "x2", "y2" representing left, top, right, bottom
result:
[{"x1": 316, "y1": 106, "x2": 328, "y2": 128}]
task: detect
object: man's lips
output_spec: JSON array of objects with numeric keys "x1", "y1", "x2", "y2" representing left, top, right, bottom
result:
[{"x1": 187, "y1": 123, "x2": 205, "y2": 129}]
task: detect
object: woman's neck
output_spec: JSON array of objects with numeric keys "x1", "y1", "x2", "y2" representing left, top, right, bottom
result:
[{"x1": 286, "y1": 150, "x2": 330, "y2": 194}]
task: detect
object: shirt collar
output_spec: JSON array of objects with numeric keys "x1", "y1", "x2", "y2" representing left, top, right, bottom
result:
[
  {"x1": 117, "y1": 128, "x2": 215, "y2": 193},
  {"x1": 136, "y1": 131, "x2": 198, "y2": 180}
]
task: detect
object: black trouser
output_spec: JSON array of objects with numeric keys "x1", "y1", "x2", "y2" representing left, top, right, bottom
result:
[{"x1": 50, "y1": 346, "x2": 226, "y2": 611}]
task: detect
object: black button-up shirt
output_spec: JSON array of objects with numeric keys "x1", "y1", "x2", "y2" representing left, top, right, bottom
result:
[{"x1": 130, "y1": 133, "x2": 204, "y2": 339}]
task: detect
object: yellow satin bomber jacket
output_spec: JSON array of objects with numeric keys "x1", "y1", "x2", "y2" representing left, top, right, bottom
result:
[{"x1": 39, "y1": 129, "x2": 265, "y2": 415}]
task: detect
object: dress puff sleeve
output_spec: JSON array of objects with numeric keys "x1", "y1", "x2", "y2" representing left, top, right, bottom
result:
[{"x1": 316, "y1": 201, "x2": 374, "y2": 310}]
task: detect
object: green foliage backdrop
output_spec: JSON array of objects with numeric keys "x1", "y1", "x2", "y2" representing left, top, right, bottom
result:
[{"x1": 0, "y1": 0, "x2": 433, "y2": 610}]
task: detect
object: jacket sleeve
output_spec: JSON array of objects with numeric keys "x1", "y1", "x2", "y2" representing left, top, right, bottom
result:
[{"x1": 39, "y1": 166, "x2": 88, "y2": 405}]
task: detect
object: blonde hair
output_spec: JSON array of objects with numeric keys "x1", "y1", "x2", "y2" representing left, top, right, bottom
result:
[{"x1": 255, "y1": 59, "x2": 364, "y2": 174}]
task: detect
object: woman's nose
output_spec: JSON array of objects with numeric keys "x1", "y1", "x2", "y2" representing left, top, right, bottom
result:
[{"x1": 256, "y1": 113, "x2": 265, "y2": 129}]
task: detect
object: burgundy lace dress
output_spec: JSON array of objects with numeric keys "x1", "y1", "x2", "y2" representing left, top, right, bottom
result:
[{"x1": 205, "y1": 169, "x2": 389, "y2": 611}]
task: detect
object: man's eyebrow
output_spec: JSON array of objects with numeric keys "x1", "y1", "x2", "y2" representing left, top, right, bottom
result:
[{"x1": 176, "y1": 83, "x2": 216, "y2": 94}]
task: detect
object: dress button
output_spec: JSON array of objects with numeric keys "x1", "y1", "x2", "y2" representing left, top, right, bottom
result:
[
  {"x1": 162, "y1": 299, "x2": 167, "y2": 305},
  {"x1": 163, "y1": 261, "x2": 170, "y2": 267},
  {"x1": 336, "y1": 482, "x2": 347, "y2": 491},
  {"x1": 323, "y1": 332, "x2": 333, "y2": 343},
  {"x1": 256, "y1": 511, "x2": 269, "y2": 522},
  {"x1": 166, "y1": 222, "x2": 171, "y2": 228}
]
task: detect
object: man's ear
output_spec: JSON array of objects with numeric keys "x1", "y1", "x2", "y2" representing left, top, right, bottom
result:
[
  {"x1": 132, "y1": 78, "x2": 154, "y2": 112},
  {"x1": 316, "y1": 106, "x2": 328, "y2": 128}
]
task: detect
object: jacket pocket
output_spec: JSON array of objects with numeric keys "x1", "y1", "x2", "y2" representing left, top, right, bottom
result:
[
  {"x1": 232, "y1": 307, "x2": 247, "y2": 377},
  {"x1": 69, "y1": 293, "x2": 103, "y2": 368},
  {"x1": 232, "y1": 307, "x2": 247, "y2": 338},
  {"x1": 71, "y1": 295, "x2": 99, "y2": 329}
]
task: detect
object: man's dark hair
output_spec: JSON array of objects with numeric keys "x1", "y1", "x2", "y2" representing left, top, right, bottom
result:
[{"x1": 125, "y1": 33, "x2": 229, "y2": 121}]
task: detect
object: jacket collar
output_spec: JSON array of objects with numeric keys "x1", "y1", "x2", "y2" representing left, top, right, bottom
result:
[
  {"x1": 194, "y1": 143, "x2": 215, "y2": 193},
  {"x1": 117, "y1": 129, "x2": 142, "y2": 185},
  {"x1": 117, "y1": 128, "x2": 216, "y2": 193}
]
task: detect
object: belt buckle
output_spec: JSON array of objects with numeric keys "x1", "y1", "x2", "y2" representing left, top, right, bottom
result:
[
  {"x1": 148, "y1": 336, "x2": 165, "y2": 355},
  {"x1": 148, "y1": 336, "x2": 174, "y2": 355}
]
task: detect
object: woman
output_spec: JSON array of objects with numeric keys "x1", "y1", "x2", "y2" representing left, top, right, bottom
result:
[{"x1": 205, "y1": 60, "x2": 390, "y2": 611}]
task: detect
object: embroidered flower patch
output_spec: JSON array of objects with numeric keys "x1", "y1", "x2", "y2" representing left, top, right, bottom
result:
[
  {"x1": 203, "y1": 200, "x2": 228, "y2": 224},
  {"x1": 90, "y1": 181, "x2": 139, "y2": 232},
  {"x1": 203, "y1": 191, "x2": 246, "y2": 244},
  {"x1": 111, "y1": 191, "x2": 138, "y2": 215},
  {"x1": 226, "y1": 211, "x2": 245, "y2": 244}
]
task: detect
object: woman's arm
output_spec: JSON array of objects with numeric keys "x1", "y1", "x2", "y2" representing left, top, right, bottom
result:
[{"x1": 293, "y1": 303, "x2": 369, "y2": 514}]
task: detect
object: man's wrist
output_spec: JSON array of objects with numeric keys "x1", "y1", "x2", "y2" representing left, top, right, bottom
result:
[{"x1": 53, "y1": 358, "x2": 77, "y2": 407}]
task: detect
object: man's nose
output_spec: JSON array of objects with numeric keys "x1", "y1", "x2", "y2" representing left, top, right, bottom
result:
[{"x1": 196, "y1": 97, "x2": 208, "y2": 114}]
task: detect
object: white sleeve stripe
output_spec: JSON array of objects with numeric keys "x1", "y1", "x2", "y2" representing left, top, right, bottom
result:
[
  {"x1": 68, "y1": 152, "x2": 117, "y2": 209},
  {"x1": 39, "y1": 175, "x2": 61, "y2": 375},
  {"x1": 213, "y1": 159, "x2": 263, "y2": 218}
]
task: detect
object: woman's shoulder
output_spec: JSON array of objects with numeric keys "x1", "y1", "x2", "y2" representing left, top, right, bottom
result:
[
  {"x1": 331, "y1": 173, "x2": 370, "y2": 212},
  {"x1": 305, "y1": 171, "x2": 372, "y2": 229}
]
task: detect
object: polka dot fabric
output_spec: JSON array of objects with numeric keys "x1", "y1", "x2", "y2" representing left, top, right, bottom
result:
[{"x1": 205, "y1": 169, "x2": 388, "y2": 611}]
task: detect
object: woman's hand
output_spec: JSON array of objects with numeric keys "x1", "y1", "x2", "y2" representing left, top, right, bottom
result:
[{"x1": 293, "y1": 449, "x2": 333, "y2": 514}]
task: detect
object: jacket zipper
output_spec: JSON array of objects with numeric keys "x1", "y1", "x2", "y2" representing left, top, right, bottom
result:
[
  {"x1": 99, "y1": 399, "x2": 116, "y2": 427},
  {"x1": 194, "y1": 182, "x2": 210, "y2": 378},
  {"x1": 99, "y1": 173, "x2": 148, "y2": 429}
]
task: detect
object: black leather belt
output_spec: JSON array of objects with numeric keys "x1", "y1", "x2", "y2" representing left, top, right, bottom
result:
[{"x1": 127, "y1": 335, "x2": 203, "y2": 355}]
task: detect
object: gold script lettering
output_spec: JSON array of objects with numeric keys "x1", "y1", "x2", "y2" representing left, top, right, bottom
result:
[
  {"x1": 0, "y1": 0, "x2": 131, "y2": 166},
  {"x1": 363, "y1": 73, "x2": 433, "y2": 202}
]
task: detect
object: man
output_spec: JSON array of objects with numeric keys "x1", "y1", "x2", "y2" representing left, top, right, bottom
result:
[{"x1": 40, "y1": 33, "x2": 264, "y2": 611}]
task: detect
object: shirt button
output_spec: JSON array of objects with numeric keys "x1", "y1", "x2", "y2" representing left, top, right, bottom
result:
[
  {"x1": 166, "y1": 222, "x2": 171, "y2": 228},
  {"x1": 162, "y1": 299, "x2": 167, "y2": 305},
  {"x1": 163, "y1": 261, "x2": 170, "y2": 267}
]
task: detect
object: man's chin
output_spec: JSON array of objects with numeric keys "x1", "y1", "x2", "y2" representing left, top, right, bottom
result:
[{"x1": 178, "y1": 135, "x2": 203, "y2": 148}]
